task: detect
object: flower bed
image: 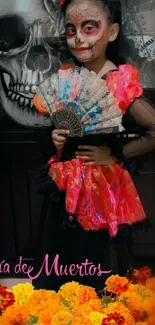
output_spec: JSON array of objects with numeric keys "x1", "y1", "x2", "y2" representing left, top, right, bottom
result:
[{"x1": 0, "y1": 267, "x2": 155, "y2": 325}]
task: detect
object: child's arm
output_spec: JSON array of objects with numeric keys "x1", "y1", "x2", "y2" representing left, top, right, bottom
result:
[{"x1": 123, "y1": 98, "x2": 155, "y2": 158}]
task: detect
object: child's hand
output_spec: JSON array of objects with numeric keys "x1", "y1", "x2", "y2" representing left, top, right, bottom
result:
[
  {"x1": 51, "y1": 129, "x2": 70, "y2": 150},
  {"x1": 75, "y1": 145, "x2": 115, "y2": 166}
]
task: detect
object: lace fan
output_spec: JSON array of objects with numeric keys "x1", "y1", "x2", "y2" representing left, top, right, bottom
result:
[{"x1": 36, "y1": 65, "x2": 124, "y2": 137}]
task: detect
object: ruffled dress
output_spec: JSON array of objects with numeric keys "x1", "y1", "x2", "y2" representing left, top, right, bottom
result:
[{"x1": 32, "y1": 64, "x2": 155, "y2": 291}]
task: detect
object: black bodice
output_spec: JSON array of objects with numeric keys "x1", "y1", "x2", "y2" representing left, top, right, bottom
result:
[{"x1": 60, "y1": 133, "x2": 123, "y2": 162}]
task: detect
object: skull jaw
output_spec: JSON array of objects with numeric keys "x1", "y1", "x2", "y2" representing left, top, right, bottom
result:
[{"x1": 0, "y1": 73, "x2": 52, "y2": 128}]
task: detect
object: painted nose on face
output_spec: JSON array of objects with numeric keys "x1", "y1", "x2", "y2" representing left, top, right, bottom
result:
[{"x1": 75, "y1": 31, "x2": 84, "y2": 45}]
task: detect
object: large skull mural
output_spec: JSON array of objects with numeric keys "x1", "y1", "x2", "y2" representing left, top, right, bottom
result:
[
  {"x1": 0, "y1": 0, "x2": 70, "y2": 127},
  {"x1": 121, "y1": 0, "x2": 155, "y2": 87}
]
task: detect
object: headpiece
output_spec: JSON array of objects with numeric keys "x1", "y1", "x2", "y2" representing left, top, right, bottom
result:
[{"x1": 58, "y1": 0, "x2": 66, "y2": 5}]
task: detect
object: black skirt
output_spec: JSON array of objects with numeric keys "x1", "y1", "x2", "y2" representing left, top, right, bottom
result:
[
  {"x1": 32, "y1": 134, "x2": 146, "y2": 291},
  {"x1": 33, "y1": 179, "x2": 134, "y2": 292}
]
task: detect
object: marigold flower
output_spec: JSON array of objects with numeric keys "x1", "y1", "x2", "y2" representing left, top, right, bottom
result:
[
  {"x1": 0, "y1": 304, "x2": 30, "y2": 325},
  {"x1": 104, "y1": 301, "x2": 135, "y2": 325},
  {"x1": 73, "y1": 298, "x2": 103, "y2": 317},
  {"x1": 143, "y1": 292, "x2": 155, "y2": 316},
  {"x1": 131, "y1": 309, "x2": 148, "y2": 323},
  {"x1": 119, "y1": 291, "x2": 143, "y2": 312},
  {"x1": 89, "y1": 311, "x2": 104, "y2": 325},
  {"x1": 146, "y1": 277, "x2": 155, "y2": 291},
  {"x1": 71, "y1": 315, "x2": 92, "y2": 325},
  {"x1": 28, "y1": 289, "x2": 61, "y2": 306},
  {"x1": 0, "y1": 285, "x2": 15, "y2": 315},
  {"x1": 148, "y1": 315, "x2": 155, "y2": 325},
  {"x1": 12, "y1": 283, "x2": 34, "y2": 305},
  {"x1": 76, "y1": 285, "x2": 98, "y2": 305},
  {"x1": 51, "y1": 310, "x2": 72, "y2": 325},
  {"x1": 138, "y1": 266, "x2": 152, "y2": 284},
  {"x1": 105, "y1": 275, "x2": 129, "y2": 295},
  {"x1": 58, "y1": 282, "x2": 80, "y2": 308},
  {"x1": 102, "y1": 312, "x2": 125, "y2": 325},
  {"x1": 126, "y1": 267, "x2": 151, "y2": 285}
]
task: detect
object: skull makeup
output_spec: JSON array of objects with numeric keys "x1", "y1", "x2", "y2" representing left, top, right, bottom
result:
[
  {"x1": 65, "y1": 0, "x2": 114, "y2": 63},
  {"x1": 0, "y1": 0, "x2": 69, "y2": 127}
]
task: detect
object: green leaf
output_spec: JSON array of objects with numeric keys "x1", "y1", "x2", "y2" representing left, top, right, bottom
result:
[
  {"x1": 24, "y1": 314, "x2": 38, "y2": 325},
  {"x1": 137, "y1": 287, "x2": 150, "y2": 302},
  {"x1": 101, "y1": 295, "x2": 114, "y2": 308},
  {"x1": 120, "y1": 296, "x2": 128, "y2": 307},
  {"x1": 62, "y1": 299, "x2": 72, "y2": 312}
]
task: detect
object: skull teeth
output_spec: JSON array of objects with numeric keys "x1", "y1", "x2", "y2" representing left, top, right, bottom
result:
[
  {"x1": 9, "y1": 82, "x2": 37, "y2": 95},
  {"x1": 7, "y1": 90, "x2": 33, "y2": 108}
]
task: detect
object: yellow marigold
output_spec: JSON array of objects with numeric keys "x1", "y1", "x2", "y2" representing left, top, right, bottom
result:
[
  {"x1": 0, "y1": 304, "x2": 31, "y2": 325},
  {"x1": 105, "y1": 275, "x2": 129, "y2": 295},
  {"x1": 73, "y1": 298, "x2": 104, "y2": 317},
  {"x1": 12, "y1": 282, "x2": 34, "y2": 304},
  {"x1": 51, "y1": 310, "x2": 72, "y2": 325},
  {"x1": 58, "y1": 281, "x2": 80, "y2": 307},
  {"x1": 71, "y1": 315, "x2": 92, "y2": 325},
  {"x1": 89, "y1": 311, "x2": 104, "y2": 325},
  {"x1": 105, "y1": 301, "x2": 135, "y2": 325},
  {"x1": 146, "y1": 277, "x2": 155, "y2": 291},
  {"x1": 136, "y1": 323, "x2": 148, "y2": 325}
]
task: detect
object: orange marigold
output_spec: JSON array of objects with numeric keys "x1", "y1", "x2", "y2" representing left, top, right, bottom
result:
[
  {"x1": 76, "y1": 285, "x2": 98, "y2": 305},
  {"x1": 71, "y1": 315, "x2": 92, "y2": 325},
  {"x1": 105, "y1": 275, "x2": 129, "y2": 295},
  {"x1": 28, "y1": 289, "x2": 60, "y2": 306},
  {"x1": 148, "y1": 315, "x2": 155, "y2": 325},
  {"x1": 119, "y1": 291, "x2": 143, "y2": 312},
  {"x1": 143, "y1": 292, "x2": 155, "y2": 316},
  {"x1": 0, "y1": 304, "x2": 30, "y2": 325},
  {"x1": 146, "y1": 277, "x2": 155, "y2": 291},
  {"x1": 73, "y1": 298, "x2": 103, "y2": 317}
]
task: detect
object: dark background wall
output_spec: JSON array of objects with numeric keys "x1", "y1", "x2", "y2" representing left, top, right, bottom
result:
[{"x1": 0, "y1": 89, "x2": 155, "y2": 277}]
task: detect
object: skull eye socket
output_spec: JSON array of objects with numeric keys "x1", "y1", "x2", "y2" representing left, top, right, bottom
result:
[{"x1": 0, "y1": 16, "x2": 27, "y2": 53}]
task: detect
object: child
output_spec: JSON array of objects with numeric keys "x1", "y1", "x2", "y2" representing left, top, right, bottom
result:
[{"x1": 33, "y1": 0, "x2": 155, "y2": 291}]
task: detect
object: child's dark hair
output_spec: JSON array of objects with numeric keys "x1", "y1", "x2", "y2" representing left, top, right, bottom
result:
[{"x1": 62, "y1": 0, "x2": 125, "y2": 66}]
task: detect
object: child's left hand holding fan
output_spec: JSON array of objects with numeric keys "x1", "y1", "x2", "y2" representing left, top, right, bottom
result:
[{"x1": 52, "y1": 129, "x2": 70, "y2": 150}]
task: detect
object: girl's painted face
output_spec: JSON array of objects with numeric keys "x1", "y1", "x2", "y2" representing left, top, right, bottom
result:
[{"x1": 65, "y1": 0, "x2": 112, "y2": 62}]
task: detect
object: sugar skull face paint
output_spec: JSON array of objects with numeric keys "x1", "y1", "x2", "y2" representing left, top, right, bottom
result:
[{"x1": 65, "y1": 0, "x2": 112, "y2": 62}]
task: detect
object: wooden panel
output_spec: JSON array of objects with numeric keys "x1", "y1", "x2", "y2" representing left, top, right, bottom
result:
[
  {"x1": 0, "y1": 161, "x2": 16, "y2": 258},
  {"x1": 132, "y1": 172, "x2": 155, "y2": 258}
]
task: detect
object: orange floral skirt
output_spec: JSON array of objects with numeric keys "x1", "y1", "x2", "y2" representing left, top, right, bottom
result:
[{"x1": 48, "y1": 158, "x2": 146, "y2": 237}]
